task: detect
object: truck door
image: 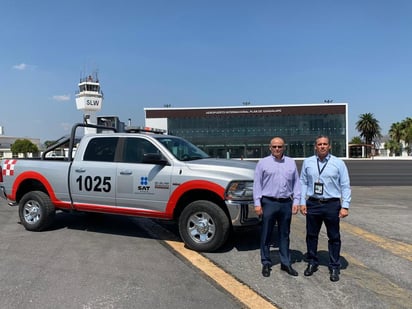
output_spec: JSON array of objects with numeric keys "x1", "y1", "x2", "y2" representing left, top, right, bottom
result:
[
  {"x1": 116, "y1": 137, "x2": 173, "y2": 212},
  {"x1": 69, "y1": 137, "x2": 118, "y2": 209}
]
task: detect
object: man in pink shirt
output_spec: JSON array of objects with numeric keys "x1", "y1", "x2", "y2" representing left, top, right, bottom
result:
[{"x1": 253, "y1": 137, "x2": 301, "y2": 277}]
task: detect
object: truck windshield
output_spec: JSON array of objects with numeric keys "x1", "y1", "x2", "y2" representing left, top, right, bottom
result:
[{"x1": 155, "y1": 136, "x2": 210, "y2": 161}]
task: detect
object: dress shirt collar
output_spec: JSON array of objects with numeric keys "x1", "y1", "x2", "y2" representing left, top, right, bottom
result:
[
  {"x1": 316, "y1": 153, "x2": 331, "y2": 163},
  {"x1": 271, "y1": 154, "x2": 285, "y2": 162}
]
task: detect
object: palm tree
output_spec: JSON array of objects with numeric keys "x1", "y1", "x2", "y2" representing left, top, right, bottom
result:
[
  {"x1": 390, "y1": 117, "x2": 412, "y2": 156},
  {"x1": 400, "y1": 117, "x2": 412, "y2": 155},
  {"x1": 402, "y1": 122, "x2": 412, "y2": 155},
  {"x1": 349, "y1": 136, "x2": 363, "y2": 144},
  {"x1": 356, "y1": 113, "x2": 382, "y2": 145},
  {"x1": 356, "y1": 113, "x2": 382, "y2": 157},
  {"x1": 389, "y1": 122, "x2": 403, "y2": 143},
  {"x1": 384, "y1": 139, "x2": 401, "y2": 157}
]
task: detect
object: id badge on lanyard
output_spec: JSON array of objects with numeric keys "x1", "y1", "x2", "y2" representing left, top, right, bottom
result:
[{"x1": 314, "y1": 182, "x2": 324, "y2": 195}]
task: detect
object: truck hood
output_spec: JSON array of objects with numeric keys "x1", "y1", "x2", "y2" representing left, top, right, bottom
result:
[{"x1": 184, "y1": 158, "x2": 256, "y2": 180}]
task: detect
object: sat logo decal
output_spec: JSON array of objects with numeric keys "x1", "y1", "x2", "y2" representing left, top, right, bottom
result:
[{"x1": 138, "y1": 176, "x2": 150, "y2": 191}]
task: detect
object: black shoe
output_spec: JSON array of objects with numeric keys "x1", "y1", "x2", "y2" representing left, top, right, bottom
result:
[
  {"x1": 280, "y1": 264, "x2": 298, "y2": 276},
  {"x1": 330, "y1": 269, "x2": 340, "y2": 282},
  {"x1": 262, "y1": 264, "x2": 271, "y2": 277},
  {"x1": 304, "y1": 264, "x2": 318, "y2": 276}
]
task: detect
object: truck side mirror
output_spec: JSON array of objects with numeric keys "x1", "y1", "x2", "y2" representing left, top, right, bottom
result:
[{"x1": 142, "y1": 153, "x2": 169, "y2": 165}]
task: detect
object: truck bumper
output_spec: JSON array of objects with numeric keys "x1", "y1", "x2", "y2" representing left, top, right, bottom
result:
[
  {"x1": 0, "y1": 186, "x2": 17, "y2": 206},
  {"x1": 225, "y1": 200, "x2": 261, "y2": 227},
  {"x1": 0, "y1": 186, "x2": 8, "y2": 201}
]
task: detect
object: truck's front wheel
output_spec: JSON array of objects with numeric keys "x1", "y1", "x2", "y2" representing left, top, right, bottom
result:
[
  {"x1": 19, "y1": 191, "x2": 55, "y2": 231},
  {"x1": 179, "y1": 200, "x2": 230, "y2": 252}
]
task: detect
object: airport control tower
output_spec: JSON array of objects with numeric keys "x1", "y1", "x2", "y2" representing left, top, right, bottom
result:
[{"x1": 75, "y1": 72, "x2": 103, "y2": 134}]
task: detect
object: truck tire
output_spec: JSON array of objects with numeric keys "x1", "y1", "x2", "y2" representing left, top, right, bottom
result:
[
  {"x1": 19, "y1": 191, "x2": 55, "y2": 231},
  {"x1": 178, "y1": 200, "x2": 230, "y2": 252}
]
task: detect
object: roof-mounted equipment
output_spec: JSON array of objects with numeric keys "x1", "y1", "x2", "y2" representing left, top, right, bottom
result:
[{"x1": 124, "y1": 126, "x2": 166, "y2": 134}]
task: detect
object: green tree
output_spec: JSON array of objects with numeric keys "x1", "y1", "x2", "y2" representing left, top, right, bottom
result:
[
  {"x1": 349, "y1": 136, "x2": 362, "y2": 144},
  {"x1": 44, "y1": 140, "x2": 57, "y2": 148},
  {"x1": 389, "y1": 122, "x2": 403, "y2": 143},
  {"x1": 11, "y1": 139, "x2": 39, "y2": 158},
  {"x1": 384, "y1": 139, "x2": 401, "y2": 157},
  {"x1": 400, "y1": 117, "x2": 412, "y2": 155},
  {"x1": 390, "y1": 117, "x2": 412, "y2": 155},
  {"x1": 356, "y1": 112, "x2": 382, "y2": 146}
]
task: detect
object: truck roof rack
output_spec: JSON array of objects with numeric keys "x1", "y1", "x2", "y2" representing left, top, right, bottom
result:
[{"x1": 124, "y1": 126, "x2": 166, "y2": 134}]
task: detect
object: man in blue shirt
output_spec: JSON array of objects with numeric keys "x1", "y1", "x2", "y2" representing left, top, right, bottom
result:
[
  {"x1": 253, "y1": 137, "x2": 301, "y2": 277},
  {"x1": 300, "y1": 135, "x2": 351, "y2": 282}
]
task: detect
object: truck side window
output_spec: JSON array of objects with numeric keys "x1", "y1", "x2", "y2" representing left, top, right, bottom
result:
[
  {"x1": 83, "y1": 137, "x2": 119, "y2": 162},
  {"x1": 123, "y1": 138, "x2": 158, "y2": 163}
]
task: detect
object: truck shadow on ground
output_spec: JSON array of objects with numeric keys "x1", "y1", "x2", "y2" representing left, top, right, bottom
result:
[
  {"x1": 49, "y1": 211, "x2": 170, "y2": 240},
  {"x1": 48, "y1": 212, "x2": 347, "y2": 270}
]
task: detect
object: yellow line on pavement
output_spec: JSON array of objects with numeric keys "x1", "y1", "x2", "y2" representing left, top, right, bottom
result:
[
  {"x1": 341, "y1": 221, "x2": 412, "y2": 262},
  {"x1": 165, "y1": 240, "x2": 277, "y2": 309}
]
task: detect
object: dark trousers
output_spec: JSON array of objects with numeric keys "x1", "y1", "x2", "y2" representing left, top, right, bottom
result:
[
  {"x1": 260, "y1": 197, "x2": 293, "y2": 266},
  {"x1": 305, "y1": 199, "x2": 341, "y2": 270}
]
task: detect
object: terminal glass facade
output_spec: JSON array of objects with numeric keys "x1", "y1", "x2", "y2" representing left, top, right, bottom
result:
[{"x1": 145, "y1": 104, "x2": 348, "y2": 158}]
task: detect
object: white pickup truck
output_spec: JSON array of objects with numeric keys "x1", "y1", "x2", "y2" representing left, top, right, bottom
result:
[{"x1": 0, "y1": 123, "x2": 259, "y2": 252}]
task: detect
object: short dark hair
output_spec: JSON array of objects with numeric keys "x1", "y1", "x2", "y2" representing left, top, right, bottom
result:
[{"x1": 315, "y1": 135, "x2": 330, "y2": 145}]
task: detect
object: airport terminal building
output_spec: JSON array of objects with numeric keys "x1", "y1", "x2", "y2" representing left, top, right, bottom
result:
[{"x1": 145, "y1": 103, "x2": 348, "y2": 159}]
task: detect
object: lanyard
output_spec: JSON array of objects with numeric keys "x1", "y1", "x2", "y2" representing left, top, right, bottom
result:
[{"x1": 317, "y1": 158, "x2": 328, "y2": 177}]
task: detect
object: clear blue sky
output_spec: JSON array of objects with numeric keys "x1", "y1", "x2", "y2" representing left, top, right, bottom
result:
[{"x1": 1, "y1": 0, "x2": 411, "y2": 142}]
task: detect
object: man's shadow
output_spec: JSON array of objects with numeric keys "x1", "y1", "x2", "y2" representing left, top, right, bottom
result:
[
  {"x1": 268, "y1": 231, "x2": 349, "y2": 269},
  {"x1": 269, "y1": 249, "x2": 348, "y2": 269},
  {"x1": 268, "y1": 233, "x2": 304, "y2": 265},
  {"x1": 224, "y1": 225, "x2": 349, "y2": 270},
  {"x1": 301, "y1": 250, "x2": 349, "y2": 270}
]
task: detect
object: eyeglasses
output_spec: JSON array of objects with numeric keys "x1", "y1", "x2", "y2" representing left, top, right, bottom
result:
[{"x1": 270, "y1": 145, "x2": 283, "y2": 149}]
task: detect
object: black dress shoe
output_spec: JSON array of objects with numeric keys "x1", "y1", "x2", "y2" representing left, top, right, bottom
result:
[
  {"x1": 304, "y1": 264, "x2": 318, "y2": 276},
  {"x1": 262, "y1": 264, "x2": 271, "y2": 277},
  {"x1": 330, "y1": 269, "x2": 340, "y2": 282},
  {"x1": 280, "y1": 264, "x2": 298, "y2": 276}
]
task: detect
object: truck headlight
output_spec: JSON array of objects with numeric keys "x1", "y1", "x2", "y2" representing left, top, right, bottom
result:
[{"x1": 225, "y1": 181, "x2": 254, "y2": 201}]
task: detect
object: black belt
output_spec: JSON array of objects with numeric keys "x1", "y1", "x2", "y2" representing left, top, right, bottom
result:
[
  {"x1": 262, "y1": 196, "x2": 291, "y2": 203},
  {"x1": 308, "y1": 197, "x2": 340, "y2": 203}
]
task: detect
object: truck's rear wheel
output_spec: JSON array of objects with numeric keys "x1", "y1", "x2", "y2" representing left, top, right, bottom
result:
[
  {"x1": 178, "y1": 200, "x2": 230, "y2": 252},
  {"x1": 19, "y1": 191, "x2": 55, "y2": 231}
]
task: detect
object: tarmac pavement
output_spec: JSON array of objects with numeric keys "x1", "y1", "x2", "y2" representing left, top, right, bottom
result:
[
  {"x1": 0, "y1": 205, "x2": 242, "y2": 309},
  {"x1": 0, "y1": 186, "x2": 411, "y2": 309},
  {"x1": 201, "y1": 186, "x2": 412, "y2": 308}
]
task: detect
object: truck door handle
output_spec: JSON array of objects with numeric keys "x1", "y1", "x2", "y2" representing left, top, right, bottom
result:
[
  {"x1": 75, "y1": 168, "x2": 86, "y2": 173},
  {"x1": 120, "y1": 170, "x2": 133, "y2": 175}
]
